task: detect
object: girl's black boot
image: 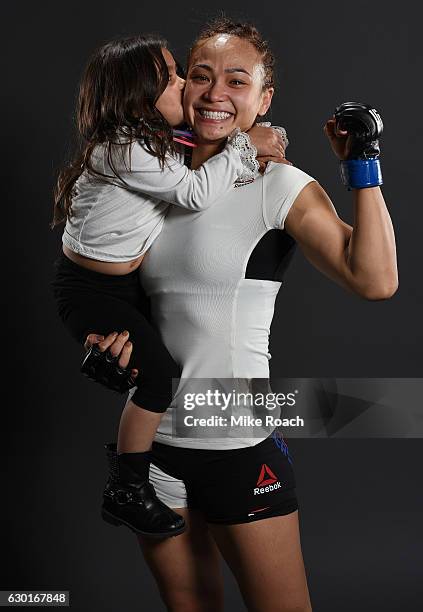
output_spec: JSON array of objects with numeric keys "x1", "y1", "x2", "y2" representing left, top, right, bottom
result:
[{"x1": 101, "y1": 442, "x2": 186, "y2": 538}]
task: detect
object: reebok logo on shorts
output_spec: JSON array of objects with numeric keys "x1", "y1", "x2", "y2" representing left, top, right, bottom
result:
[{"x1": 253, "y1": 463, "x2": 282, "y2": 495}]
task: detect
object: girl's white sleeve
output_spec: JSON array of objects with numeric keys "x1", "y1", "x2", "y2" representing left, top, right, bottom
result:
[{"x1": 101, "y1": 141, "x2": 245, "y2": 211}]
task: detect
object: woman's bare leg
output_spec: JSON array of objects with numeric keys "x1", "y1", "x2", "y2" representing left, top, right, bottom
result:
[
  {"x1": 208, "y1": 510, "x2": 312, "y2": 612},
  {"x1": 137, "y1": 508, "x2": 224, "y2": 612}
]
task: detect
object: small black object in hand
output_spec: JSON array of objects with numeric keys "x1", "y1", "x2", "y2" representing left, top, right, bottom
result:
[{"x1": 80, "y1": 343, "x2": 137, "y2": 393}]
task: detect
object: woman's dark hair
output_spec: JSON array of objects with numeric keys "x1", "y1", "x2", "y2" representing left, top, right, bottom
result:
[
  {"x1": 52, "y1": 35, "x2": 177, "y2": 228},
  {"x1": 189, "y1": 17, "x2": 275, "y2": 91}
]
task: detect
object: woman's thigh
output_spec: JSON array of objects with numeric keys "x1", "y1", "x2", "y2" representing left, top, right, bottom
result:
[
  {"x1": 137, "y1": 508, "x2": 224, "y2": 612},
  {"x1": 208, "y1": 510, "x2": 312, "y2": 612}
]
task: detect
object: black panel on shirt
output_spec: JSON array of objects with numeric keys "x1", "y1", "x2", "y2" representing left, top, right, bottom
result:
[{"x1": 245, "y1": 229, "x2": 296, "y2": 282}]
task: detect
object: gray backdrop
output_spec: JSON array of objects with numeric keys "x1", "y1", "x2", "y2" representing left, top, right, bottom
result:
[{"x1": 3, "y1": 0, "x2": 422, "y2": 610}]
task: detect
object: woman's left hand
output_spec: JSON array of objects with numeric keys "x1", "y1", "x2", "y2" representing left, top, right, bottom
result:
[
  {"x1": 323, "y1": 116, "x2": 354, "y2": 160},
  {"x1": 84, "y1": 331, "x2": 139, "y2": 380}
]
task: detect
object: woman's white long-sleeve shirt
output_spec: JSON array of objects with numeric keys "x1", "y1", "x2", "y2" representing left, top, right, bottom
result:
[{"x1": 62, "y1": 140, "x2": 244, "y2": 262}]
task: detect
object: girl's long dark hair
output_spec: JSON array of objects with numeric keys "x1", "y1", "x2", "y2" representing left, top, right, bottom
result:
[{"x1": 52, "y1": 35, "x2": 177, "y2": 228}]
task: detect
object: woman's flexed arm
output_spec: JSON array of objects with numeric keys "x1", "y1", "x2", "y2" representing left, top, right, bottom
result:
[
  {"x1": 284, "y1": 180, "x2": 398, "y2": 300},
  {"x1": 284, "y1": 106, "x2": 397, "y2": 300}
]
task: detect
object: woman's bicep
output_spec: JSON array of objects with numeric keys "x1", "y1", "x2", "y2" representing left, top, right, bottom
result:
[{"x1": 285, "y1": 181, "x2": 355, "y2": 292}]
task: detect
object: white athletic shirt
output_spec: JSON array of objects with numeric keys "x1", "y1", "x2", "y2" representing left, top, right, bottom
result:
[
  {"x1": 137, "y1": 161, "x2": 317, "y2": 449},
  {"x1": 62, "y1": 140, "x2": 244, "y2": 262}
]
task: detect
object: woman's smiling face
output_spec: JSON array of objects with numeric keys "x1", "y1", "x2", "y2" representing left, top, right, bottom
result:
[{"x1": 184, "y1": 35, "x2": 274, "y2": 144}]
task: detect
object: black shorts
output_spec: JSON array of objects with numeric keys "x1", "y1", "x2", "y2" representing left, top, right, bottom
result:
[{"x1": 149, "y1": 429, "x2": 298, "y2": 525}]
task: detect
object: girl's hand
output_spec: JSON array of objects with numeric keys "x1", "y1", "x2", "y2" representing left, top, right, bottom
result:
[
  {"x1": 323, "y1": 116, "x2": 354, "y2": 160},
  {"x1": 84, "y1": 331, "x2": 139, "y2": 379},
  {"x1": 246, "y1": 124, "x2": 287, "y2": 162},
  {"x1": 256, "y1": 155, "x2": 293, "y2": 172}
]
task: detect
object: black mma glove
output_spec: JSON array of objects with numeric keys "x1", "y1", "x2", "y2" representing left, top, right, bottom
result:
[
  {"x1": 80, "y1": 343, "x2": 137, "y2": 393},
  {"x1": 334, "y1": 101, "x2": 384, "y2": 189}
]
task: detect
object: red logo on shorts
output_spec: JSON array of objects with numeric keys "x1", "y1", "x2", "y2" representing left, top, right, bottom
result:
[{"x1": 256, "y1": 464, "x2": 278, "y2": 487}]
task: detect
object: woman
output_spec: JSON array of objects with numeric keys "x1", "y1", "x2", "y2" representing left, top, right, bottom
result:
[
  {"x1": 84, "y1": 17, "x2": 397, "y2": 612},
  {"x1": 51, "y1": 35, "x2": 286, "y2": 538}
]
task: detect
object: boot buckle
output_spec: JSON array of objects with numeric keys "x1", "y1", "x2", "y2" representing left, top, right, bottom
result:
[{"x1": 115, "y1": 489, "x2": 134, "y2": 505}]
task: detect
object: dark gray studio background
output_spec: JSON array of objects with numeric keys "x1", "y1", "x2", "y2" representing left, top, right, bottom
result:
[{"x1": 3, "y1": 0, "x2": 422, "y2": 610}]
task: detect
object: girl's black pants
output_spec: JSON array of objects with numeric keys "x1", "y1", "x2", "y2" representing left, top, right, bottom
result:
[{"x1": 51, "y1": 253, "x2": 180, "y2": 412}]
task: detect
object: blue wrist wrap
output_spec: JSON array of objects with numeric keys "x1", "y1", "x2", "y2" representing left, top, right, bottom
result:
[{"x1": 339, "y1": 157, "x2": 383, "y2": 190}]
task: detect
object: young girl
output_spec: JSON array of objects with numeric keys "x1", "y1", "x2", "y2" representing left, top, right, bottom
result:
[{"x1": 51, "y1": 35, "x2": 285, "y2": 539}]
